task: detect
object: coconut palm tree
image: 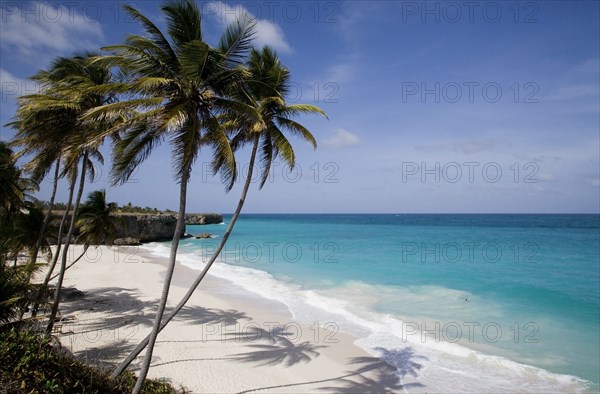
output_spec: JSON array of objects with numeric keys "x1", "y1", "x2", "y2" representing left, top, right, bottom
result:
[
  {"x1": 3, "y1": 203, "x2": 51, "y2": 320},
  {"x1": 48, "y1": 189, "x2": 119, "y2": 280},
  {"x1": 110, "y1": 47, "x2": 327, "y2": 379},
  {"x1": 8, "y1": 124, "x2": 63, "y2": 273},
  {"x1": 7, "y1": 57, "x2": 103, "y2": 319},
  {"x1": 76, "y1": 189, "x2": 119, "y2": 247},
  {"x1": 0, "y1": 142, "x2": 22, "y2": 221},
  {"x1": 0, "y1": 144, "x2": 46, "y2": 324},
  {"x1": 0, "y1": 141, "x2": 37, "y2": 223},
  {"x1": 0, "y1": 142, "x2": 39, "y2": 266},
  {"x1": 15, "y1": 53, "x2": 117, "y2": 336},
  {"x1": 8, "y1": 77, "x2": 72, "y2": 318},
  {"x1": 87, "y1": 1, "x2": 256, "y2": 390}
]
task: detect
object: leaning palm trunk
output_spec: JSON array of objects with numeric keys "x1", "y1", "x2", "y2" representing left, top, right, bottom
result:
[
  {"x1": 132, "y1": 168, "x2": 190, "y2": 393},
  {"x1": 27, "y1": 159, "x2": 61, "y2": 277},
  {"x1": 113, "y1": 135, "x2": 259, "y2": 379},
  {"x1": 46, "y1": 153, "x2": 88, "y2": 336},
  {"x1": 49, "y1": 244, "x2": 89, "y2": 281},
  {"x1": 23, "y1": 160, "x2": 60, "y2": 320},
  {"x1": 18, "y1": 161, "x2": 61, "y2": 321},
  {"x1": 32, "y1": 169, "x2": 74, "y2": 319}
]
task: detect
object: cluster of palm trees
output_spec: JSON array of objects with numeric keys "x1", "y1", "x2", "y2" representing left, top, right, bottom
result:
[
  {"x1": 2, "y1": 0, "x2": 326, "y2": 392},
  {"x1": 0, "y1": 144, "x2": 118, "y2": 325}
]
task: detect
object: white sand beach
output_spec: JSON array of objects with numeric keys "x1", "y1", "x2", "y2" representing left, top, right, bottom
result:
[{"x1": 50, "y1": 245, "x2": 407, "y2": 393}]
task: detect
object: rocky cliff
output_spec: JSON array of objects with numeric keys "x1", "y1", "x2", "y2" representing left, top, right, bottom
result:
[
  {"x1": 184, "y1": 213, "x2": 223, "y2": 225},
  {"x1": 114, "y1": 213, "x2": 223, "y2": 244},
  {"x1": 113, "y1": 214, "x2": 181, "y2": 245},
  {"x1": 49, "y1": 212, "x2": 223, "y2": 246}
]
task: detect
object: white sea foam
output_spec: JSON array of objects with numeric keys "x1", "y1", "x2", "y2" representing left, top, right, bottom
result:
[{"x1": 140, "y1": 243, "x2": 593, "y2": 393}]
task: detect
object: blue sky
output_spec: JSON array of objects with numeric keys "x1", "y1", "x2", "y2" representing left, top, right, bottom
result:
[{"x1": 1, "y1": 0, "x2": 598, "y2": 213}]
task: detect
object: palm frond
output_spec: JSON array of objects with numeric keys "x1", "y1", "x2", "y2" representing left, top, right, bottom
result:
[
  {"x1": 111, "y1": 119, "x2": 166, "y2": 186},
  {"x1": 178, "y1": 40, "x2": 210, "y2": 79},
  {"x1": 276, "y1": 117, "x2": 318, "y2": 149},
  {"x1": 122, "y1": 4, "x2": 177, "y2": 63},
  {"x1": 281, "y1": 104, "x2": 328, "y2": 119},
  {"x1": 162, "y1": 0, "x2": 202, "y2": 48},
  {"x1": 219, "y1": 14, "x2": 256, "y2": 65}
]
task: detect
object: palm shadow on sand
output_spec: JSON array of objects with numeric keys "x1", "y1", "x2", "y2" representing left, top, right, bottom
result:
[
  {"x1": 57, "y1": 287, "x2": 253, "y2": 369},
  {"x1": 177, "y1": 305, "x2": 250, "y2": 326},
  {"x1": 152, "y1": 323, "x2": 322, "y2": 369},
  {"x1": 232, "y1": 338, "x2": 325, "y2": 367},
  {"x1": 237, "y1": 346, "x2": 427, "y2": 394},
  {"x1": 318, "y1": 347, "x2": 428, "y2": 393}
]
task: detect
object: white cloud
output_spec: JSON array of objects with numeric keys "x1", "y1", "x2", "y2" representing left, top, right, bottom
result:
[
  {"x1": 322, "y1": 128, "x2": 360, "y2": 149},
  {"x1": 206, "y1": 2, "x2": 292, "y2": 53},
  {"x1": 0, "y1": 68, "x2": 24, "y2": 86},
  {"x1": 253, "y1": 19, "x2": 291, "y2": 53},
  {"x1": 0, "y1": 68, "x2": 38, "y2": 96},
  {"x1": 0, "y1": 2, "x2": 104, "y2": 63}
]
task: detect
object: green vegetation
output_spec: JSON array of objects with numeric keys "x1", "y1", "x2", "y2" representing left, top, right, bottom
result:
[
  {"x1": 0, "y1": 328, "x2": 185, "y2": 393},
  {"x1": 0, "y1": 143, "x2": 185, "y2": 392},
  {"x1": 40, "y1": 201, "x2": 173, "y2": 214}
]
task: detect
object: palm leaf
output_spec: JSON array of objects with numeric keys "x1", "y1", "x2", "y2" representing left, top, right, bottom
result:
[
  {"x1": 161, "y1": 0, "x2": 202, "y2": 48},
  {"x1": 276, "y1": 117, "x2": 318, "y2": 149},
  {"x1": 219, "y1": 14, "x2": 257, "y2": 65}
]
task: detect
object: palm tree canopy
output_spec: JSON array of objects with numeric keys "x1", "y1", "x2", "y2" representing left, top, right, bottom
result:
[
  {"x1": 76, "y1": 189, "x2": 119, "y2": 247},
  {"x1": 220, "y1": 46, "x2": 327, "y2": 189},
  {"x1": 87, "y1": 0, "x2": 257, "y2": 188},
  {"x1": 0, "y1": 142, "x2": 38, "y2": 219},
  {"x1": 7, "y1": 53, "x2": 115, "y2": 184}
]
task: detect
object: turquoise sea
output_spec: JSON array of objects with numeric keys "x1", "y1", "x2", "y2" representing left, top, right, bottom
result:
[{"x1": 144, "y1": 214, "x2": 600, "y2": 392}]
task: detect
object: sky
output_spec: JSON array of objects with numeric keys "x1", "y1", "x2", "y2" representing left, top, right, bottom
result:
[{"x1": 0, "y1": 0, "x2": 598, "y2": 213}]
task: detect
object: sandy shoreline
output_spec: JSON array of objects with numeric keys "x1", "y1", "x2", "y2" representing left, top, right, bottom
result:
[{"x1": 50, "y1": 245, "x2": 400, "y2": 393}]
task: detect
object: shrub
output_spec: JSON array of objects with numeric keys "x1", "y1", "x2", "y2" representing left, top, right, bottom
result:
[{"x1": 0, "y1": 328, "x2": 184, "y2": 393}]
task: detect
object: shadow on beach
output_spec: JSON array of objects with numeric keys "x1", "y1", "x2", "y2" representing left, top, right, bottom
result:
[
  {"x1": 57, "y1": 286, "x2": 428, "y2": 392},
  {"x1": 58, "y1": 287, "x2": 253, "y2": 370},
  {"x1": 236, "y1": 347, "x2": 427, "y2": 393}
]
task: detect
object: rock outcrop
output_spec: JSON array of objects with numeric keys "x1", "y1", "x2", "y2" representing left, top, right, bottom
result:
[
  {"x1": 48, "y1": 211, "x2": 223, "y2": 246},
  {"x1": 185, "y1": 213, "x2": 223, "y2": 225},
  {"x1": 195, "y1": 233, "x2": 213, "y2": 239},
  {"x1": 114, "y1": 214, "x2": 181, "y2": 244}
]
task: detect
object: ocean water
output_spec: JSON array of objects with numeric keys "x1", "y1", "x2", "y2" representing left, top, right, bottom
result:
[{"x1": 143, "y1": 214, "x2": 600, "y2": 392}]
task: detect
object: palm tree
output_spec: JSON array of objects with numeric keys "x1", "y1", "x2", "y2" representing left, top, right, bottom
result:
[
  {"x1": 0, "y1": 142, "x2": 22, "y2": 221},
  {"x1": 0, "y1": 141, "x2": 37, "y2": 223},
  {"x1": 0, "y1": 256, "x2": 43, "y2": 327},
  {"x1": 87, "y1": 1, "x2": 256, "y2": 390},
  {"x1": 7, "y1": 58, "x2": 101, "y2": 319},
  {"x1": 8, "y1": 127, "x2": 62, "y2": 272},
  {"x1": 16, "y1": 53, "x2": 117, "y2": 336},
  {"x1": 8, "y1": 77, "x2": 71, "y2": 319},
  {"x1": 110, "y1": 47, "x2": 327, "y2": 379},
  {"x1": 48, "y1": 189, "x2": 119, "y2": 279},
  {"x1": 76, "y1": 189, "x2": 119, "y2": 247},
  {"x1": 3, "y1": 203, "x2": 51, "y2": 320},
  {"x1": 0, "y1": 144, "x2": 46, "y2": 324},
  {"x1": 0, "y1": 142, "x2": 39, "y2": 267}
]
